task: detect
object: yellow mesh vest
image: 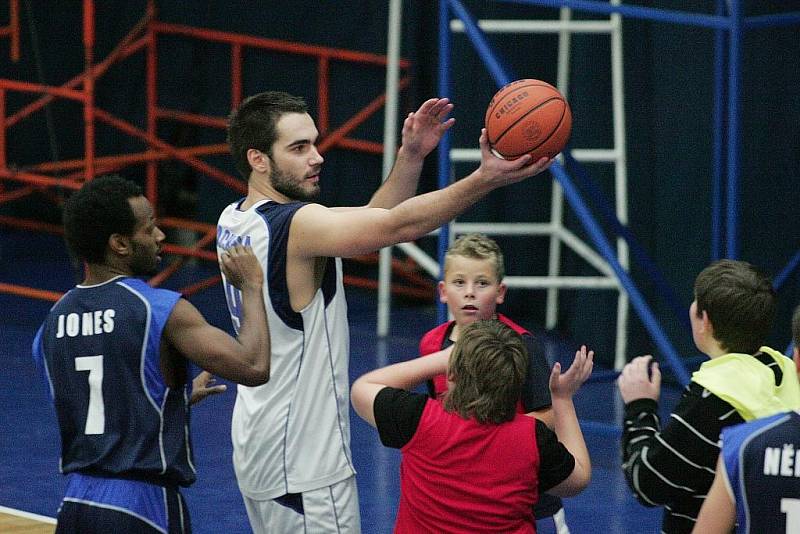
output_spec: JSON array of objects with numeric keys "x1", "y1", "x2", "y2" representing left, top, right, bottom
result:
[{"x1": 691, "y1": 346, "x2": 800, "y2": 421}]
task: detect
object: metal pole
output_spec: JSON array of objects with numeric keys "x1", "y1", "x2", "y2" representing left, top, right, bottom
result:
[
  {"x1": 545, "y1": 6, "x2": 572, "y2": 330},
  {"x1": 437, "y1": 0, "x2": 453, "y2": 324},
  {"x1": 725, "y1": 0, "x2": 742, "y2": 259},
  {"x1": 82, "y1": 0, "x2": 95, "y2": 181},
  {"x1": 610, "y1": 0, "x2": 630, "y2": 371},
  {"x1": 377, "y1": 0, "x2": 403, "y2": 337},
  {"x1": 711, "y1": 0, "x2": 726, "y2": 261},
  {"x1": 146, "y1": 0, "x2": 158, "y2": 206}
]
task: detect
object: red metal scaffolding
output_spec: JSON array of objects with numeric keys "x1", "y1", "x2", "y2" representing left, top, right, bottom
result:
[
  {"x1": 0, "y1": 0, "x2": 19, "y2": 62},
  {"x1": 0, "y1": 0, "x2": 434, "y2": 302}
]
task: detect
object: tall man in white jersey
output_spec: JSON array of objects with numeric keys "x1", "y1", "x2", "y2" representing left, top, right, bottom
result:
[{"x1": 217, "y1": 91, "x2": 552, "y2": 533}]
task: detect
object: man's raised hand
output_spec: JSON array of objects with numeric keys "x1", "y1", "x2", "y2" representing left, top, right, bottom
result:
[{"x1": 400, "y1": 97, "x2": 456, "y2": 159}]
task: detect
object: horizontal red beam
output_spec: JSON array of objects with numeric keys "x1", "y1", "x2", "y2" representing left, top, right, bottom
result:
[
  {"x1": 0, "y1": 79, "x2": 85, "y2": 102},
  {"x1": 0, "y1": 282, "x2": 63, "y2": 302},
  {"x1": 152, "y1": 110, "x2": 384, "y2": 155},
  {"x1": 178, "y1": 274, "x2": 222, "y2": 297},
  {"x1": 0, "y1": 214, "x2": 63, "y2": 234},
  {"x1": 27, "y1": 143, "x2": 229, "y2": 173},
  {"x1": 149, "y1": 229, "x2": 217, "y2": 287},
  {"x1": 161, "y1": 243, "x2": 217, "y2": 262},
  {"x1": 156, "y1": 107, "x2": 227, "y2": 129},
  {"x1": 335, "y1": 137, "x2": 385, "y2": 155},
  {"x1": 0, "y1": 168, "x2": 84, "y2": 190},
  {"x1": 152, "y1": 21, "x2": 411, "y2": 68},
  {"x1": 7, "y1": 17, "x2": 149, "y2": 127},
  {"x1": 318, "y1": 76, "x2": 410, "y2": 153},
  {"x1": 94, "y1": 108, "x2": 246, "y2": 194},
  {"x1": 0, "y1": 185, "x2": 35, "y2": 204},
  {"x1": 159, "y1": 216, "x2": 216, "y2": 234}
]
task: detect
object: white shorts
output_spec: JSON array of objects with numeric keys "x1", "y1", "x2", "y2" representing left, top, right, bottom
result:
[
  {"x1": 536, "y1": 507, "x2": 570, "y2": 534},
  {"x1": 242, "y1": 476, "x2": 361, "y2": 534}
]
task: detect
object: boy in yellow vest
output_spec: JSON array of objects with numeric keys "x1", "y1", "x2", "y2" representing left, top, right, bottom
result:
[{"x1": 616, "y1": 259, "x2": 800, "y2": 534}]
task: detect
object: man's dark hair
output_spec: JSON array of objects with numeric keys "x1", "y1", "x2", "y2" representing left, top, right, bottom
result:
[
  {"x1": 227, "y1": 91, "x2": 309, "y2": 179},
  {"x1": 62, "y1": 175, "x2": 142, "y2": 264},
  {"x1": 694, "y1": 259, "x2": 776, "y2": 354},
  {"x1": 444, "y1": 320, "x2": 528, "y2": 424}
]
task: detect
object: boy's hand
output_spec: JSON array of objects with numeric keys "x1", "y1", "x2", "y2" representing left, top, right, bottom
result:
[
  {"x1": 549, "y1": 345, "x2": 594, "y2": 400},
  {"x1": 220, "y1": 245, "x2": 263, "y2": 290},
  {"x1": 617, "y1": 355, "x2": 661, "y2": 403}
]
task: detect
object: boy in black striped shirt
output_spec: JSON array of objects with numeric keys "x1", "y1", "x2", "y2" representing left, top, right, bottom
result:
[{"x1": 617, "y1": 259, "x2": 800, "y2": 533}]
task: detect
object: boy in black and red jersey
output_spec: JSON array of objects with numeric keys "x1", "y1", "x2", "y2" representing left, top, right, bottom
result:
[
  {"x1": 418, "y1": 233, "x2": 568, "y2": 532},
  {"x1": 351, "y1": 320, "x2": 592, "y2": 534}
]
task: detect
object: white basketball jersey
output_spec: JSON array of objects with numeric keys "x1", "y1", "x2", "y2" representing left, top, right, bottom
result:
[{"x1": 217, "y1": 198, "x2": 354, "y2": 500}]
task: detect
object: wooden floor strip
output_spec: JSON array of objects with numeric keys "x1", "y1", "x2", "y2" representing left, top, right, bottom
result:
[{"x1": 0, "y1": 506, "x2": 56, "y2": 534}]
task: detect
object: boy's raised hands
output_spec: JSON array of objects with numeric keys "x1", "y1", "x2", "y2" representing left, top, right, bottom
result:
[{"x1": 549, "y1": 345, "x2": 594, "y2": 400}]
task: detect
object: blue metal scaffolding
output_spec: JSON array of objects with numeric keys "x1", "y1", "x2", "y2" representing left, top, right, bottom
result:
[{"x1": 436, "y1": 0, "x2": 800, "y2": 433}]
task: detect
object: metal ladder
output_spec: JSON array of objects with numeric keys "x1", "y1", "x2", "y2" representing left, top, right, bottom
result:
[{"x1": 447, "y1": 2, "x2": 630, "y2": 368}]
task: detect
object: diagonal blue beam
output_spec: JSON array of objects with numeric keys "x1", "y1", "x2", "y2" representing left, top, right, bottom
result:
[
  {"x1": 447, "y1": 0, "x2": 513, "y2": 88},
  {"x1": 564, "y1": 152, "x2": 691, "y2": 332},
  {"x1": 550, "y1": 162, "x2": 691, "y2": 385},
  {"x1": 773, "y1": 249, "x2": 800, "y2": 292}
]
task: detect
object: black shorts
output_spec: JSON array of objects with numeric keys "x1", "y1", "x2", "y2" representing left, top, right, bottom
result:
[{"x1": 55, "y1": 473, "x2": 191, "y2": 534}]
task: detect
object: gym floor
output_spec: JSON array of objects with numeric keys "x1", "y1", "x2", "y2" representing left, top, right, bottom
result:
[{"x1": 0, "y1": 229, "x2": 677, "y2": 533}]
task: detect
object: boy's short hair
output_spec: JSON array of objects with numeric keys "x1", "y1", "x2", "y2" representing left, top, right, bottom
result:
[
  {"x1": 443, "y1": 320, "x2": 527, "y2": 424},
  {"x1": 444, "y1": 233, "x2": 505, "y2": 281},
  {"x1": 62, "y1": 174, "x2": 142, "y2": 264},
  {"x1": 227, "y1": 91, "x2": 309, "y2": 179},
  {"x1": 792, "y1": 305, "x2": 800, "y2": 348},
  {"x1": 694, "y1": 259, "x2": 776, "y2": 355}
]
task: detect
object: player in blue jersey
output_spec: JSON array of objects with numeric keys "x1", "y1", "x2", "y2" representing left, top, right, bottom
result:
[
  {"x1": 32, "y1": 175, "x2": 271, "y2": 534},
  {"x1": 693, "y1": 304, "x2": 800, "y2": 534}
]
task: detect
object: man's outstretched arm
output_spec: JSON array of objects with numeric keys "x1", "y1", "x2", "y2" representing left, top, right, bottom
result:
[{"x1": 291, "y1": 129, "x2": 551, "y2": 260}]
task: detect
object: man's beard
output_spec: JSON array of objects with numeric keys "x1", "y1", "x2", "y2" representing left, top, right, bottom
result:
[
  {"x1": 271, "y1": 163, "x2": 320, "y2": 202},
  {"x1": 130, "y1": 239, "x2": 159, "y2": 276}
]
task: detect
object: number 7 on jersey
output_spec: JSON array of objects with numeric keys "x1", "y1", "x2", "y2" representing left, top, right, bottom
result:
[{"x1": 75, "y1": 355, "x2": 105, "y2": 435}]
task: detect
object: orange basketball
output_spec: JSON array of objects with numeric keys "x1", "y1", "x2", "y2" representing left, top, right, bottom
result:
[{"x1": 484, "y1": 79, "x2": 572, "y2": 161}]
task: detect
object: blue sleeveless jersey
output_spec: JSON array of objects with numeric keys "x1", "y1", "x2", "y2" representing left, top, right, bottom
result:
[
  {"x1": 722, "y1": 411, "x2": 800, "y2": 533},
  {"x1": 32, "y1": 276, "x2": 195, "y2": 487}
]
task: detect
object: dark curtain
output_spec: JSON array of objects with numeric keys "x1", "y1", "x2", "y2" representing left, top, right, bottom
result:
[{"x1": 2, "y1": 0, "x2": 798, "y2": 367}]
